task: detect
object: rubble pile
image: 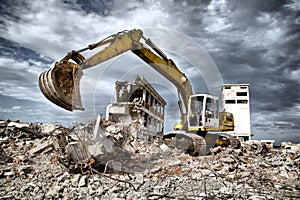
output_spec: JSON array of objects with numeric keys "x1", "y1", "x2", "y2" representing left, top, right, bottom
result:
[{"x1": 1, "y1": 120, "x2": 299, "y2": 199}]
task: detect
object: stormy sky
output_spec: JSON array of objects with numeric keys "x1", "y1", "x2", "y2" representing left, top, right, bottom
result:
[{"x1": 0, "y1": 0, "x2": 299, "y2": 145}]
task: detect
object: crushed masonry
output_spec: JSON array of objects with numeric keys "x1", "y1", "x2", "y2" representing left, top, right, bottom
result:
[{"x1": 0, "y1": 119, "x2": 299, "y2": 199}]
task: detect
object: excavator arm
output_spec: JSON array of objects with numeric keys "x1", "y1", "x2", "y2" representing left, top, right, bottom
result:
[{"x1": 39, "y1": 29, "x2": 193, "y2": 126}]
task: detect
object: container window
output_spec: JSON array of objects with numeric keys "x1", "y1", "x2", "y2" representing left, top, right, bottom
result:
[
  {"x1": 225, "y1": 100, "x2": 235, "y2": 104},
  {"x1": 224, "y1": 86, "x2": 231, "y2": 89},
  {"x1": 237, "y1": 100, "x2": 248, "y2": 104},
  {"x1": 237, "y1": 92, "x2": 247, "y2": 96}
]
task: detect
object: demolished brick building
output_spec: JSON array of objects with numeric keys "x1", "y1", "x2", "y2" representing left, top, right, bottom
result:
[{"x1": 106, "y1": 76, "x2": 166, "y2": 142}]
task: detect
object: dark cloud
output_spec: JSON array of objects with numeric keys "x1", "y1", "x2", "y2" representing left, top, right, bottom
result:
[
  {"x1": 0, "y1": 0, "x2": 30, "y2": 25},
  {"x1": 63, "y1": 0, "x2": 113, "y2": 16},
  {"x1": 230, "y1": 0, "x2": 289, "y2": 13},
  {"x1": 0, "y1": 37, "x2": 53, "y2": 65}
]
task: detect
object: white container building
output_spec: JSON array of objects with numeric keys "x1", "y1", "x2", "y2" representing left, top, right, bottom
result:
[{"x1": 222, "y1": 84, "x2": 253, "y2": 141}]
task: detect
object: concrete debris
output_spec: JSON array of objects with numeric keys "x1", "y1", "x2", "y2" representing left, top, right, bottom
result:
[
  {"x1": 28, "y1": 141, "x2": 54, "y2": 155},
  {"x1": 0, "y1": 146, "x2": 12, "y2": 163},
  {"x1": 281, "y1": 141, "x2": 300, "y2": 151},
  {"x1": 0, "y1": 119, "x2": 299, "y2": 199}
]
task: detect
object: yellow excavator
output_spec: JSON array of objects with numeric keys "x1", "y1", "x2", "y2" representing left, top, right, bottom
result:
[{"x1": 39, "y1": 29, "x2": 235, "y2": 155}]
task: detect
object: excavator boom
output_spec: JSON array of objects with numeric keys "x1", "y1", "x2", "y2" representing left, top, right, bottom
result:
[{"x1": 39, "y1": 29, "x2": 193, "y2": 125}]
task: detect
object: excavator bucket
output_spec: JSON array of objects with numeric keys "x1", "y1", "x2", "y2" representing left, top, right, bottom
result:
[{"x1": 38, "y1": 51, "x2": 85, "y2": 111}]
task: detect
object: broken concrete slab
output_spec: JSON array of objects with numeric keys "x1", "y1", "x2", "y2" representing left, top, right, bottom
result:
[
  {"x1": 28, "y1": 141, "x2": 54, "y2": 155},
  {"x1": 65, "y1": 142, "x2": 90, "y2": 162},
  {"x1": 78, "y1": 175, "x2": 87, "y2": 187},
  {"x1": 7, "y1": 122, "x2": 30, "y2": 129}
]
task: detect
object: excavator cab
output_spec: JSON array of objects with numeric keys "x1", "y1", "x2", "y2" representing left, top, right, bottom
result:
[{"x1": 187, "y1": 94, "x2": 219, "y2": 132}]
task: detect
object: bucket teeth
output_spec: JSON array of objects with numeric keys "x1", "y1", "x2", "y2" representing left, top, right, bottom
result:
[{"x1": 38, "y1": 61, "x2": 84, "y2": 111}]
